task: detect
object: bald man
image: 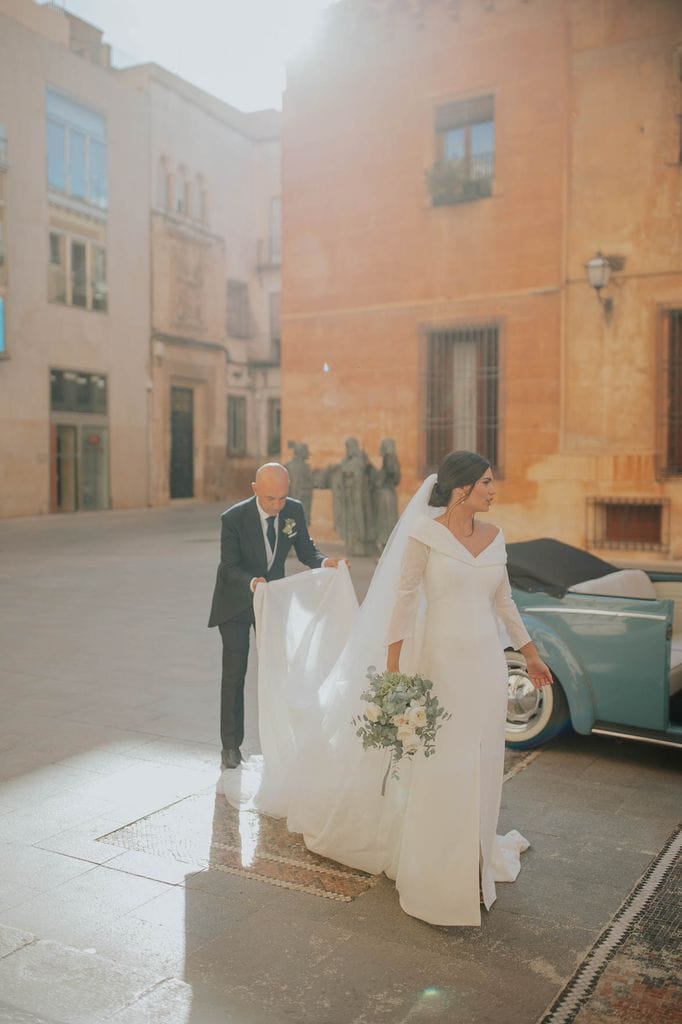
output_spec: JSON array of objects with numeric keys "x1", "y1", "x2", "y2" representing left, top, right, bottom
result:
[{"x1": 208, "y1": 463, "x2": 342, "y2": 769}]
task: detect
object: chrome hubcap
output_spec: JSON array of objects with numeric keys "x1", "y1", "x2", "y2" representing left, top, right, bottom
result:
[{"x1": 507, "y1": 671, "x2": 545, "y2": 731}]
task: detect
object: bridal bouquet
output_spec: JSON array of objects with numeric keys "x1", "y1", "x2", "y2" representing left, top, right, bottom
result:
[{"x1": 352, "y1": 666, "x2": 451, "y2": 793}]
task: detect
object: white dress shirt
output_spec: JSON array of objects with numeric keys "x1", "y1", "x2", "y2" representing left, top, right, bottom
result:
[
  {"x1": 256, "y1": 501, "x2": 279, "y2": 571},
  {"x1": 250, "y1": 500, "x2": 333, "y2": 591}
]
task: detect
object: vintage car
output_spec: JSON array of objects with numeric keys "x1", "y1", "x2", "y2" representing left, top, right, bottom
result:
[{"x1": 504, "y1": 539, "x2": 682, "y2": 750}]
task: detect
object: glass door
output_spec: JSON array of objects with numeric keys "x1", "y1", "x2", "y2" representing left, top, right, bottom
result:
[
  {"x1": 55, "y1": 424, "x2": 78, "y2": 512},
  {"x1": 80, "y1": 425, "x2": 109, "y2": 510}
]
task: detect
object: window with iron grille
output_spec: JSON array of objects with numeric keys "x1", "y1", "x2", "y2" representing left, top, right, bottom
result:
[
  {"x1": 227, "y1": 395, "x2": 247, "y2": 456},
  {"x1": 587, "y1": 497, "x2": 669, "y2": 552},
  {"x1": 428, "y1": 95, "x2": 494, "y2": 206},
  {"x1": 424, "y1": 325, "x2": 500, "y2": 469},
  {"x1": 661, "y1": 309, "x2": 682, "y2": 475}
]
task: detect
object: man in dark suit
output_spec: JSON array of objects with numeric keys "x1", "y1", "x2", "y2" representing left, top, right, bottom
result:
[{"x1": 208, "y1": 462, "x2": 343, "y2": 769}]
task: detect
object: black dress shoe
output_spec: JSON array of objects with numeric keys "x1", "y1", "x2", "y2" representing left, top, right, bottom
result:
[{"x1": 221, "y1": 748, "x2": 242, "y2": 770}]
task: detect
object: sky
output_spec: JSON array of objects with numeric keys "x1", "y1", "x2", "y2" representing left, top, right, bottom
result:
[{"x1": 42, "y1": 0, "x2": 339, "y2": 111}]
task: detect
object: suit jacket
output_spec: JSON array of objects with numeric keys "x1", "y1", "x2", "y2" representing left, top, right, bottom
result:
[{"x1": 208, "y1": 496, "x2": 325, "y2": 627}]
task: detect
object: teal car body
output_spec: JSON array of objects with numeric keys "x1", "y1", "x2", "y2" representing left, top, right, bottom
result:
[{"x1": 504, "y1": 539, "x2": 682, "y2": 750}]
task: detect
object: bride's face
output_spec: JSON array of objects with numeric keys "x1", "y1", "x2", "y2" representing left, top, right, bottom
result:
[{"x1": 456, "y1": 470, "x2": 496, "y2": 512}]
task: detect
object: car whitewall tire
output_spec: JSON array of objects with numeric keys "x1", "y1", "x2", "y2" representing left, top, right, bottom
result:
[{"x1": 505, "y1": 657, "x2": 570, "y2": 749}]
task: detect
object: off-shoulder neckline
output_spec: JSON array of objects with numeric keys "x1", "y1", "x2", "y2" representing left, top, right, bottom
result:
[
  {"x1": 432, "y1": 521, "x2": 501, "y2": 559},
  {"x1": 412, "y1": 515, "x2": 504, "y2": 561}
]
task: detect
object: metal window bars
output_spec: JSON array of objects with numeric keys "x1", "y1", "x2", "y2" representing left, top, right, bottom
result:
[{"x1": 424, "y1": 325, "x2": 500, "y2": 470}]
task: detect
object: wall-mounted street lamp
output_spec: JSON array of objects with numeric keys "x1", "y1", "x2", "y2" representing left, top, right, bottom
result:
[{"x1": 585, "y1": 252, "x2": 613, "y2": 318}]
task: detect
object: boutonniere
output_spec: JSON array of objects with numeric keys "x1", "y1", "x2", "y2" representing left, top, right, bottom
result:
[{"x1": 282, "y1": 518, "x2": 297, "y2": 539}]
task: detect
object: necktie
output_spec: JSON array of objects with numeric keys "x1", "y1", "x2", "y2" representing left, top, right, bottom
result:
[{"x1": 266, "y1": 516, "x2": 276, "y2": 553}]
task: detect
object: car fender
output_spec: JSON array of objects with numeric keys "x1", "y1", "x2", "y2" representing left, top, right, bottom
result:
[{"x1": 521, "y1": 613, "x2": 597, "y2": 734}]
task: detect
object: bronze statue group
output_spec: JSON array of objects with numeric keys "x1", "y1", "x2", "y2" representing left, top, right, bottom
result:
[{"x1": 286, "y1": 437, "x2": 401, "y2": 555}]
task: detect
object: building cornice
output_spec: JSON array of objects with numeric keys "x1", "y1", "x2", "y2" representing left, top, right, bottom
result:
[{"x1": 151, "y1": 331, "x2": 227, "y2": 354}]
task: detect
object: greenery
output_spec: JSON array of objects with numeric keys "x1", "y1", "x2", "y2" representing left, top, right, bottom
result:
[
  {"x1": 426, "y1": 159, "x2": 492, "y2": 206},
  {"x1": 352, "y1": 666, "x2": 451, "y2": 793}
]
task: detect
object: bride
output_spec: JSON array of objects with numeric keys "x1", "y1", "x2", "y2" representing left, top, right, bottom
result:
[{"x1": 221, "y1": 450, "x2": 552, "y2": 927}]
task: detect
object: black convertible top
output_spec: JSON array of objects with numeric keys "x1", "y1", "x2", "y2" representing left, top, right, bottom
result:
[{"x1": 506, "y1": 538, "x2": 617, "y2": 595}]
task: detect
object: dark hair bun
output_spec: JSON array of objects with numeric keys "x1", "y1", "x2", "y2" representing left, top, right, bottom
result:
[
  {"x1": 428, "y1": 481, "x2": 449, "y2": 508},
  {"x1": 427, "y1": 451, "x2": 491, "y2": 507}
]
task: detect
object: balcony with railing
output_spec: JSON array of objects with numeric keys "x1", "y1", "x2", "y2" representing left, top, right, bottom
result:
[{"x1": 427, "y1": 152, "x2": 494, "y2": 207}]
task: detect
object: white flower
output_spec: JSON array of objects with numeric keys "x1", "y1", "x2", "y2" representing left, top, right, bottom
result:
[
  {"x1": 407, "y1": 706, "x2": 427, "y2": 728},
  {"x1": 392, "y1": 713, "x2": 410, "y2": 728},
  {"x1": 282, "y1": 518, "x2": 297, "y2": 538},
  {"x1": 397, "y1": 729, "x2": 419, "y2": 753},
  {"x1": 364, "y1": 702, "x2": 382, "y2": 723}
]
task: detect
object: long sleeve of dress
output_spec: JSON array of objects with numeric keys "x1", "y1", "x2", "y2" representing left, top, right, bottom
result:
[
  {"x1": 386, "y1": 537, "x2": 429, "y2": 645},
  {"x1": 493, "y1": 568, "x2": 532, "y2": 651}
]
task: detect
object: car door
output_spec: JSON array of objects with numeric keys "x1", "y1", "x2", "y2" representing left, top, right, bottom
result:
[{"x1": 544, "y1": 592, "x2": 673, "y2": 731}]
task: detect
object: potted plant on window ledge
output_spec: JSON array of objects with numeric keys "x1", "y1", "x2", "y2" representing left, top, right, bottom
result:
[{"x1": 426, "y1": 159, "x2": 492, "y2": 206}]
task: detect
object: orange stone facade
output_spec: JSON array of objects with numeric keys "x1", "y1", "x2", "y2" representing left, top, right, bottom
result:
[{"x1": 281, "y1": 0, "x2": 682, "y2": 561}]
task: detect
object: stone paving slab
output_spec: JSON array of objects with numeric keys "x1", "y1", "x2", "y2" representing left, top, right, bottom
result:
[
  {"x1": 0, "y1": 1003, "x2": 60, "y2": 1024},
  {"x1": 0, "y1": 924, "x2": 34, "y2": 960},
  {"x1": 0, "y1": 940, "x2": 158, "y2": 1024}
]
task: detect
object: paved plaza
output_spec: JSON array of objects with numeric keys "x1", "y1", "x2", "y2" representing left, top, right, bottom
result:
[{"x1": 0, "y1": 503, "x2": 680, "y2": 1024}]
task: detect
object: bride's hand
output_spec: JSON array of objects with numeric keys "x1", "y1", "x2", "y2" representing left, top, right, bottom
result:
[{"x1": 524, "y1": 655, "x2": 553, "y2": 689}]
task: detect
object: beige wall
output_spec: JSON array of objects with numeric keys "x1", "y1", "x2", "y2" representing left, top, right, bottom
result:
[{"x1": 0, "y1": 0, "x2": 151, "y2": 517}]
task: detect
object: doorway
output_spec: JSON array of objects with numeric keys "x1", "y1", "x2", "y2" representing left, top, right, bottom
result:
[
  {"x1": 170, "y1": 386, "x2": 194, "y2": 498},
  {"x1": 51, "y1": 423, "x2": 110, "y2": 512}
]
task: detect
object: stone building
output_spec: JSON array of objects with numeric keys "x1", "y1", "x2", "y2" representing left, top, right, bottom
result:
[
  {"x1": 0, "y1": 0, "x2": 281, "y2": 517},
  {"x1": 0, "y1": 0, "x2": 150, "y2": 517},
  {"x1": 119, "y1": 64, "x2": 281, "y2": 506},
  {"x1": 281, "y1": 0, "x2": 682, "y2": 561}
]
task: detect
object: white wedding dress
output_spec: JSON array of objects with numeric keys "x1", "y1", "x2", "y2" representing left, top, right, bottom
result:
[{"x1": 221, "y1": 477, "x2": 532, "y2": 927}]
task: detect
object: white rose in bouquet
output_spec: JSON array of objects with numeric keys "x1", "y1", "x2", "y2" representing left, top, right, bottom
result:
[
  {"x1": 397, "y1": 728, "x2": 419, "y2": 753},
  {"x1": 407, "y1": 706, "x2": 428, "y2": 728},
  {"x1": 364, "y1": 702, "x2": 382, "y2": 723}
]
